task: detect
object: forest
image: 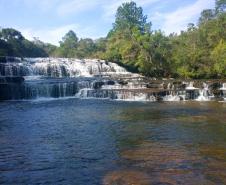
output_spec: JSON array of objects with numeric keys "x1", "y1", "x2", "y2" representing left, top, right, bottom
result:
[{"x1": 0, "y1": 0, "x2": 225, "y2": 79}]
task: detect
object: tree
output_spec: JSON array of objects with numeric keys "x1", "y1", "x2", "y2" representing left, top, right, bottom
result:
[
  {"x1": 0, "y1": 28, "x2": 48, "y2": 57},
  {"x1": 93, "y1": 38, "x2": 107, "y2": 59},
  {"x1": 60, "y1": 30, "x2": 78, "y2": 48},
  {"x1": 211, "y1": 39, "x2": 226, "y2": 77},
  {"x1": 199, "y1": 9, "x2": 215, "y2": 25},
  {"x1": 0, "y1": 28, "x2": 24, "y2": 41},
  {"x1": 113, "y1": 1, "x2": 151, "y2": 33},
  {"x1": 105, "y1": 1, "x2": 153, "y2": 74},
  {"x1": 216, "y1": 0, "x2": 226, "y2": 13},
  {"x1": 58, "y1": 30, "x2": 78, "y2": 57},
  {"x1": 75, "y1": 38, "x2": 96, "y2": 58},
  {"x1": 0, "y1": 40, "x2": 13, "y2": 56}
]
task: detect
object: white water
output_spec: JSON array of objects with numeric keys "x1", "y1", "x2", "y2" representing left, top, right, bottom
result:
[
  {"x1": 196, "y1": 90, "x2": 210, "y2": 101},
  {"x1": 0, "y1": 58, "x2": 135, "y2": 78},
  {"x1": 195, "y1": 83, "x2": 212, "y2": 101},
  {"x1": 185, "y1": 82, "x2": 199, "y2": 90},
  {"x1": 1, "y1": 57, "x2": 226, "y2": 102},
  {"x1": 220, "y1": 83, "x2": 226, "y2": 91},
  {"x1": 163, "y1": 92, "x2": 181, "y2": 101}
]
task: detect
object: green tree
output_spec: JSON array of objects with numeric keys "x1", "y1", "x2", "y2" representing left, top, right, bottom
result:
[
  {"x1": 0, "y1": 28, "x2": 48, "y2": 57},
  {"x1": 105, "y1": 1, "x2": 153, "y2": 74},
  {"x1": 75, "y1": 38, "x2": 96, "y2": 58},
  {"x1": 113, "y1": 1, "x2": 151, "y2": 33},
  {"x1": 58, "y1": 30, "x2": 78, "y2": 57},
  {"x1": 199, "y1": 9, "x2": 215, "y2": 25},
  {"x1": 211, "y1": 39, "x2": 226, "y2": 77},
  {"x1": 0, "y1": 28, "x2": 24, "y2": 41},
  {"x1": 216, "y1": 0, "x2": 226, "y2": 13}
]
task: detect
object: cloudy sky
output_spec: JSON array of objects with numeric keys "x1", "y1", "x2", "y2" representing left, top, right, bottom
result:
[{"x1": 0, "y1": 0, "x2": 215, "y2": 45}]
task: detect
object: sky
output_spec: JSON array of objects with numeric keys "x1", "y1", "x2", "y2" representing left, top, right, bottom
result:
[{"x1": 0, "y1": 0, "x2": 215, "y2": 45}]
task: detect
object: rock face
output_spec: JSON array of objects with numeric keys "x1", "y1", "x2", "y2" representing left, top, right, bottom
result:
[
  {"x1": 0, "y1": 76, "x2": 24, "y2": 83},
  {"x1": 0, "y1": 57, "x2": 225, "y2": 101},
  {"x1": 0, "y1": 76, "x2": 25, "y2": 100}
]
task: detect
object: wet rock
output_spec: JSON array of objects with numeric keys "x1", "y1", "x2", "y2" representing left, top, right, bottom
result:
[
  {"x1": 0, "y1": 56, "x2": 22, "y2": 63},
  {"x1": 91, "y1": 81, "x2": 104, "y2": 89},
  {"x1": 118, "y1": 81, "x2": 128, "y2": 85},
  {"x1": 0, "y1": 56, "x2": 7, "y2": 63},
  {"x1": 106, "y1": 80, "x2": 115, "y2": 85},
  {"x1": 0, "y1": 84, "x2": 12, "y2": 100},
  {"x1": 0, "y1": 76, "x2": 24, "y2": 84},
  {"x1": 185, "y1": 89, "x2": 199, "y2": 100},
  {"x1": 146, "y1": 83, "x2": 163, "y2": 89}
]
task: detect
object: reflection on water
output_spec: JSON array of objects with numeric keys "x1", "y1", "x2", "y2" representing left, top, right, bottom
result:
[{"x1": 0, "y1": 100, "x2": 226, "y2": 184}]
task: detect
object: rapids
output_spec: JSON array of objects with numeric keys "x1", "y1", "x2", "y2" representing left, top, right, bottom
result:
[{"x1": 0, "y1": 57, "x2": 225, "y2": 101}]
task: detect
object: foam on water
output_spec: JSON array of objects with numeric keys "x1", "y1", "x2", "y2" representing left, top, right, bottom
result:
[
  {"x1": 163, "y1": 94, "x2": 181, "y2": 101},
  {"x1": 1, "y1": 57, "x2": 226, "y2": 102},
  {"x1": 220, "y1": 83, "x2": 226, "y2": 91},
  {"x1": 0, "y1": 58, "x2": 133, "y2": 78},
  {"x1": 185, "y1": 82, "x2": 199, "y2": 90}
]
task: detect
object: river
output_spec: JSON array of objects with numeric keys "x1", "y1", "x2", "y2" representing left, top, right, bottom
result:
[{"x1": 0, "y1": 99, "x2": 226, "y2": 185}]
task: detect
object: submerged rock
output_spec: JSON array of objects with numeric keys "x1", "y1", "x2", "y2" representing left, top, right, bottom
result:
[
  {"x1": 92, "y1": 81, "x2": 105, "y2": 89},
  {"x1": 103, "y1": 170, "x2": 151, "y2": 185}
]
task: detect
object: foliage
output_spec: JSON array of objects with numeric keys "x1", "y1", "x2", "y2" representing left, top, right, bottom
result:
[
  {"x1": 113, "y1": 1, "x2": 151, "y2": 33},
  {"x1": 0, "y1": 28, "x2": 48, "y2": 57},
  {"x1": 0, "y1": 0, "x2": 225, "y2": 79}
]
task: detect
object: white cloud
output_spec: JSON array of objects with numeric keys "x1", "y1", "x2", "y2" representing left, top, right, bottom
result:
[
  {"x1": 158, "y1": 0, "x2": 215, "y2": 34},
  {"x1": 57, "y1": 0, "x2": 102, "y2": 15},
  {"x1": 13, "y1": 0, "x2": 60, "y2": 12},
  {"x1": 57, "y1": 0, "x2": 160, "y2": 19},
  {"x1": 102, "y1": 0, "x2": 160, "y2": 21},
  {"x1": 18, "y1": 24, "x2": 106, "y2": 45},
  {"x1": 19, "y1": 24, "x2": 79, "y2": 45},
  {"x1": 8, "y1": 0, "x2": 216, "y2": 44}
]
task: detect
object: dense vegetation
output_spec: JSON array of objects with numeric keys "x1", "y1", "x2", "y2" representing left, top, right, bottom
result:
[
  {"x1": 0, "y1": 0, "x2": 225, "y2": 78},
  {"x1": 0, "y1": 28, "x2": 56, "y2": 57}
]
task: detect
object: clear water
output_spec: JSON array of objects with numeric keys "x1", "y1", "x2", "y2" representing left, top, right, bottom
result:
[{"x1": 0, "y1": 99, "x2": 226, "y2": 185}]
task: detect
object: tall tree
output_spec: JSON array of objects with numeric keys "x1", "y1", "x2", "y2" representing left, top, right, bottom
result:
[
  {"x1": 58, "y1": 30, "x2": 78, "y2": 57},
  {"x1": 199, "y1": 9, "x2": 215, "y2": 25},
  {"x1": 211, "y1": 39, "x2": 226, "y2": 77},
  {"x1": 216, "y1": 0, "x2": 226, "y2": 13},
  {"x1": 113, "y1": 1, "x2": 151, "y2": 33}
]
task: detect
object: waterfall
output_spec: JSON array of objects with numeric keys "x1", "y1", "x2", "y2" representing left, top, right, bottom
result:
[
  {"x1": 195, "y1": 83, "x2": 211, "y2": 101},
  {"x1": 75, "y1": 89, "x2": 156, "y2": 102},
  {"x1": 0, "y1": 58, "x2": 130, "y2": 77},
  {"x1": 220, "y1": 83, "x2": 226, "y2": 91},
  {"x1": 163, "y1": 91, "x2": 181, "y2": 101},
  {"x1": 0, "y1": 57, "x2": 226, "y2": 101},
  {"x1": 220, "y1": 83, "x2": 226, "y2": 101},
  {"x1": 185, "y1": 82, "x2": 198, "y2": 90}
]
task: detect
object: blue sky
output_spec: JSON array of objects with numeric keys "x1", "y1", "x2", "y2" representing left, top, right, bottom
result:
[{"x1": 0, "y1": 0, "x2": 215, "y2": 45}]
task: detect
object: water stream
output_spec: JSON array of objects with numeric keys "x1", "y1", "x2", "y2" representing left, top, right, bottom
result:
[
  {"x1": 0, "y1": 57, "x2": 225, "y2": 101},
  {"x1": 0, "y1": 58, "x2": 226, "y2": 184}
]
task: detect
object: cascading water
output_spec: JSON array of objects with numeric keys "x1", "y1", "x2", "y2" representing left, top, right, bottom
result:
[
  {"x1": 185, "y1": 81, "x2": 199, "y2": 90},
  {"x1": 163, "y1": 91, "x2": 181, "y2": 101},
  {"x1": 220, "y1": 83, "x2": 226, "y2": 91},
  {"x1": 0, "y1": 57, "x2": 225, "y2": 101},
  {"x1": 220, "y1": 83, "x2": 226, "y2": 101},
  {"x1": 196, "y1": 83, "x2": 213, "y2": 101},
  {"x1": 0, "y1": 58, "x2": 130, "y2": 77}
]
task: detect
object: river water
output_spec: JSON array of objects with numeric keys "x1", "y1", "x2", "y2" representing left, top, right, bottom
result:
[{"x1": 0, "y1": 99, "x2": 225, "y2": 185}]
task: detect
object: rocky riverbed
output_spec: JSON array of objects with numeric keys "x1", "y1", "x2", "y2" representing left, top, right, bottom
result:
[{"x1": 0, "y1": 57, "x2": 225, "y2": 101}]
